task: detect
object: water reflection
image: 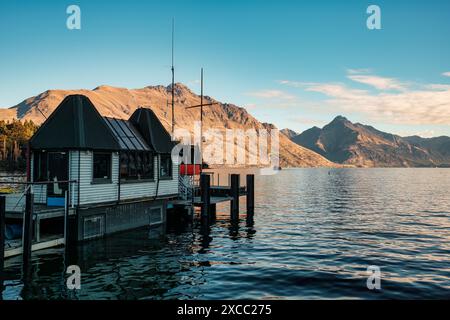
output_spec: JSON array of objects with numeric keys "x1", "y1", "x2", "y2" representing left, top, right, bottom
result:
[{"x1": 1, "y1": 168, "x2": 450, "y2": 299}]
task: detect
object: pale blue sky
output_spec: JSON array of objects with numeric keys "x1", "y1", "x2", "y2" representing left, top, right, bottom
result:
[{"x1": 0, "y1": 0, "x2": 449, "y2": 136}]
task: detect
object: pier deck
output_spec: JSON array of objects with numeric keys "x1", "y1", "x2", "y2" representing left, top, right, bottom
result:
[
  {"x1": 4, "y1": 235, "x2": 65, "y2": 259},
  {"x1": 6, "y1": 205, "x2": 76, "y2": 219},
  {"x1": 193, "y1": 196, "x2": 233, "y2": 206},
  {"x1": 3, "y1": 205, "x2": 74, "y2": 259}
]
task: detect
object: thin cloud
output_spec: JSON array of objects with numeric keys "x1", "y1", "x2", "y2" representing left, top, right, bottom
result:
[
  {"x1": 347, "y1": 68, "x2": 372, "y2": 75},
  {"x1": 246, "y1": 89, "x2": 296, "y2": 100},
  {"x1": 347, "y1": 74, "x2": 408, "y2": 91},
  {"x1": 279, "y1": 71, "x2": 450, "y2": 125},
  {"x1": 443, "y1": 72, "x2": 450, "y2": 77}
]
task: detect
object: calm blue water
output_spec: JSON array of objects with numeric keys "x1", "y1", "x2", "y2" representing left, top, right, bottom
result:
[{"x1": 2, "y1": 168, "x2": 450, "y2": 299}]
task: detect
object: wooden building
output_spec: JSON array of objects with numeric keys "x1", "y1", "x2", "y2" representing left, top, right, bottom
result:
[{"x1": 29, "y1": 95, "x2": 179, "y2": 241}]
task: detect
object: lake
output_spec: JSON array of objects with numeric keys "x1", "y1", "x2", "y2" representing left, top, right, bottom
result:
[{"x1": 1, "y1": 168, "x2": 450, "y2": 299}]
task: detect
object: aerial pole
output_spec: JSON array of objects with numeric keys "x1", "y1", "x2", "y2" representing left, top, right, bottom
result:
[
  {"x1": 200, "y1": 68, "x2": 204, "y2": 157},
  {"x1": 171, "y1": 18, "x2": 175, "y2": 139},
  {"x1": 185, "y1": 69, "x2": 219, "y2": 166}
]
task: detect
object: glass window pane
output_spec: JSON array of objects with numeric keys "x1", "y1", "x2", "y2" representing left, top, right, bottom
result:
[
  {"x1": 93, "y1": 153, "x2": 111, "y2": 180},
  {"x1": 159, "y1": 154, "x2": 172, "y2": 178},
  {"x1": 120, "y1": 153, "x2": 128, "y2": 180}
]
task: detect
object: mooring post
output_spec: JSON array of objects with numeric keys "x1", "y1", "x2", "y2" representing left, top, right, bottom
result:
[
  {"x1": 230, "y1": 174, "x2": 240, "y2": 221},
  {"x1": 246, "y1": 174, "x2": 255, "y2": 221},
  {"x1": 200, "y1": 174, "x2": 211, "y2": 224},
  {"x1": 22, "y1": 190, "x2": 34, "y2": 275},
  {"x1": 64, "y1": 190, "x2": 70, "y2": 245},
  {"x1": 0, "y1": 196, "x2": 6, "y2": 292},
  {"x1": 209, "y1": 204, "x2": 217, "y2": 222}
]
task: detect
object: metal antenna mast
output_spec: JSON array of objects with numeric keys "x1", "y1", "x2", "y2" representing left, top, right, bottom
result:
[
  {"x1": 185, "y1": 68, "x2": 219, "y2": 164},
  {"x1": 200, "y1": 68, "x2": 203, "y2": 144},
  {"x1": 171, "y1": 18, "x2": 175, "y2": 139}
]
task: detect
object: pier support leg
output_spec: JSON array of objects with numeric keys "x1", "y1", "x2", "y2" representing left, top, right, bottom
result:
[
  {"x1": 64, "y1": 190, "x2": 70, "y2": 270},
  {"x1": 200, "y1": 174, "x2": 211, "y2": 225},
  {"x1": 35, "y1": 217, "x2": 40, "y2": 243},
  {"x1": 230, "y1": 174, "x2": 240, "y2": 222},
  {"x1": 246, "y1": 174, "x2": 255, "y2": 223},
  {"x1": 209, "y1": 204, "x2": 216, "y2": 222},
  {"x1": 22, "y1": 191, "x2": 33, "y2": 279},
  {"x1": 0, "y1": 196, "x2": 5, "y2": 294},
  {"x1": 64, "y1": 190, "x2": 70, "y2": 245}
]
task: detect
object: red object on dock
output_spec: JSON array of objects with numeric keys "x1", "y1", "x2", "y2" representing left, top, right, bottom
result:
[{"x1": 180, "y1": 164, "x2": 202, "y2": 176}]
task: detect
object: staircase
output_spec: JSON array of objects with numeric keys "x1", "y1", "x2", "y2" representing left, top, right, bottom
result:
[{"x1": 178, "y1": 174, "x2": 198, "y2": 202}]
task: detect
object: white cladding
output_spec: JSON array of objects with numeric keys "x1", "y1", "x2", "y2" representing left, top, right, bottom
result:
[{"x1": 32, "y1": 151, "x2": 179, "y2": 206}]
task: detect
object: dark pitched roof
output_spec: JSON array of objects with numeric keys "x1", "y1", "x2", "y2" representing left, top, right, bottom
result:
[
  {"x1": 103, "y1": 117, "x2": 151, "y2": 151},
  {"x1": 30, "y1": 95, "x2": 121, "y2": 150},
  {"x1": 129, "y1": 108, "x2": 175, "y2": 153}
]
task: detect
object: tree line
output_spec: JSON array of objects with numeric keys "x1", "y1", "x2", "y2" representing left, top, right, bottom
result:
[{"x1": 0, "y1": 120, "x2": 39, "y2": 172}]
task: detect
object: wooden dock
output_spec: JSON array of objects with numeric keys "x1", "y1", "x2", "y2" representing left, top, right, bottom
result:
[
  {"x1": 1, "y1": 192, "x2": 73, "y2": 266},
  {"x1": 6, "y1": 205, "x2": 76, "y2": 243},
  {"x1": 193, "y1": 196, "x2": 233, "y2": 205},
  {"x1": 190, "y1": 174, "x2": 254, "y2": 223},
  {"x1": 4, "y1": 236, "x2": 65, "y2": 259}
]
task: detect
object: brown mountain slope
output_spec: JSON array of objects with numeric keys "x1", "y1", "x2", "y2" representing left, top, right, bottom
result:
[
  {"x1": 0, "y1": 83, "x2": 336, "y2": 168},
  {"x1": 280, "y1": 128, "x2": 298, "y2": 140},
  {"x1": 291, "y1": 116, "x2": 450, "y2": 167}
]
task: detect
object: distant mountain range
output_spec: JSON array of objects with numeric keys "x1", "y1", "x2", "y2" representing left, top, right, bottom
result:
[
  {"x1": 1, "y1": 84, "x2": 448, "y2": 168},
  {"x1": 283, "y1": 116, "x2": 450, "y2": 167},
  {"x1": 280, "y1": 128, "x2": 298, "y2": 140},
  {"x1": 0, "y1": 83, "x2": 336, "y2": 168}
]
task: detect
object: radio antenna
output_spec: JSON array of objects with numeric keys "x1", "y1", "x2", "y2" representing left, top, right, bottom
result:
[{"x1": 171, "y1": 18, "x2": 175, "y2": 139}]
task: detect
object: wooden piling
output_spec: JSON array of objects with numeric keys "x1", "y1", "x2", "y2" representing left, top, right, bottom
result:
[
  {"x1": 22, "y1": 190, "x2": 34, "y2": 274},
  {"x1": 64, "y1": 190, "x2": 70, "y2": 245},
  {"x1": 230, "y1": 174, "x2": 240, "y2": 221},
  {"x1": 209, "y1": 204, "x2": 216, "y2": 222},
  {"x1": 246, "y1": 174, "x2": 255, "y2": 221},
  {"x1": 0, "y1": 196, "x2": 5, "y2": 291},
  {"x1": 200, "y1": 174, "x2": 211, "y2": 224}
]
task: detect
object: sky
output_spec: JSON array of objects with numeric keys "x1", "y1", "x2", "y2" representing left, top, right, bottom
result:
[{"x1": 0, "y1": 0, "x2": 450, "y2": 137}]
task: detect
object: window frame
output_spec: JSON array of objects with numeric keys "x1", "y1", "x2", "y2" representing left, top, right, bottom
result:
[
  {"x1": 92, "y1": 152, "x2": 112, "y2": 184},
  {"x1": 33, "y1": 151, "x2": 48, "y2": 182},
  {"x1": 159, "y1": 154, "x2": 173, "y2": 180},
  {"x1": 119, "y1": 151, "x2": 155, "y2": 183}
]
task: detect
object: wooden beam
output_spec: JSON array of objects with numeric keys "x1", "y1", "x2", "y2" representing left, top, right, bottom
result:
[
  {"x1": 0, "y1": 196, "x2": 5, "y2": 292},
  {"x1": 230, "y1": 174, "x2": 240, "y2": 222},
  {"x1": 246, "y1": 174, "x2": 255, "y2": 222},
  {"x1": 22, "y1": 191, "x2": 33, "y2": 277},
  {"x1": 185, "y1": 102, "x2": 219, "y2": 110},
  {"x1": 200, "y1": 174, "x2": 211, "y2": 225}
]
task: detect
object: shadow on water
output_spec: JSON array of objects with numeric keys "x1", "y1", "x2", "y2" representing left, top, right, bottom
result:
[{"x1": 1, "y1": 211, "x2": 258, "y2": 300}]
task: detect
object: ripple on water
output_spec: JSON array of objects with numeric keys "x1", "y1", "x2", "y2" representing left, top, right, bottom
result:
[{"x1": 2, "y1": 168, "x2": 450, "y2": 299}]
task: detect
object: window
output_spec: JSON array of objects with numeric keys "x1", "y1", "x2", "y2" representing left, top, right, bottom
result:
[
  {"x1": 159, "y1": 154, "x2": 172, "y2": 179},
  {"x1": 33, "y1": 151, "x2": 48, "y2": 181},
  {"x1": 128, "y1": 152, "x2": 137, "y2": 179},
  {"x1": 149, "y1": 207, "x2": 163, "y2": 225},
  {"x1": 120, "y1": 151, "x2": 154, "y2": 181},
  {"x1": 83, "y1": 215, "x2": 105, "y2": 240},
  {"x1": 93, "y1": 152, "x2": 111, "y2": 182},
  {"x1": 120, "y1": 153, "x2": 128, "y2": 180},
  {"x1": 141, "y1": 153, "x2": 154, "y2": 179}
]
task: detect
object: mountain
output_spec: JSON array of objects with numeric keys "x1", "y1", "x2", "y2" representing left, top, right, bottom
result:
[
  {"x1": 290, "y1": 116, "x2": 450, "y2": 167},
  {"x1": 0, "y1": 83, "x2": 337, "y2": 168},
  {"x1": 280, "y1": 128, "x2": 298, "y2": 140}
]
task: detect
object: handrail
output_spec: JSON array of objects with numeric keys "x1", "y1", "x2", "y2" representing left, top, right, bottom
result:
[{"x1": 0, "y1": 180, "x2": 77, "y2": 185}]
